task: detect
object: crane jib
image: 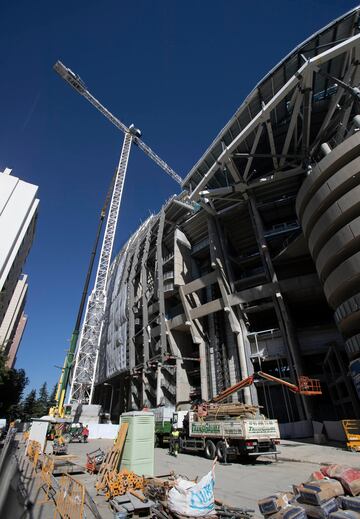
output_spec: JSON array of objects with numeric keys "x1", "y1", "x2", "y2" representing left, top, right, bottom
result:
[{"x1": 54, "y1": 60, "x2": 183, "y2": 186}]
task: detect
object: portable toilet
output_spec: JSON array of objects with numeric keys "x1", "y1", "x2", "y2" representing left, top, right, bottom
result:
[{"x1": 120, "y1": 411, "x2": 155, "y2": 477}]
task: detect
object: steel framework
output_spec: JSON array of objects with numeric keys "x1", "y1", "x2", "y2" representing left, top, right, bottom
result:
[{"x1": 184, "y1": 32, "x2": 360, "y2": 199}]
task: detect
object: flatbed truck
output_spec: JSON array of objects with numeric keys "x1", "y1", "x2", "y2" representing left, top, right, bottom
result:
[
  {"x1": 173, "y1": 410, "x2": 280, "y2": 461},
  {"x1": 156, "y1": 371, "x2": 321, "y2": 460}
]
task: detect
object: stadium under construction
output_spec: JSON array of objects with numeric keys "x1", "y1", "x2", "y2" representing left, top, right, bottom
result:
[{"x1": 91, "y1": 7, "x2": 360, "y2": 424}]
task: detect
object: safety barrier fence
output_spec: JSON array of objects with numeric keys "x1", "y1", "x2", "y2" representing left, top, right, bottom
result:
[
  {"x1": 55, "y1": 473, "x2": 85, "y2": 519},
  {"x1": 26, "y1": 440, "x2": 41, "y2": 471},
  {"x1": 38, "y1": 453, "x2": 55, "y2": 502},
  {"x1": 0, "y1": 428, "x2": 92, "y2": 517}
]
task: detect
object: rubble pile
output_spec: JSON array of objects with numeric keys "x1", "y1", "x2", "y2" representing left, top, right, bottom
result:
[{"x1": 259, "y1": 465, "x2": 360, "y2": 519}]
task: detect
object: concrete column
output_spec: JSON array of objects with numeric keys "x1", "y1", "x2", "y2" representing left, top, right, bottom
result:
[
  {"x1": 199, "y1": 341, "x2": 209, "y2": 402},
  {"x1": 156, "y1": 364, "x2": 163, "y2": 406},
  {"x1": 207, "y1": 215, "x2": 252, "y2": 404},
  {"x1": 142, "y1": 223, "x2": 153, "y2": 363},
  {"x1": 155, "y1": 210, "x2": 167, "y2": 357},
  {"x1": 206, "y1": 285, "x2": 219, "y2": 397}
]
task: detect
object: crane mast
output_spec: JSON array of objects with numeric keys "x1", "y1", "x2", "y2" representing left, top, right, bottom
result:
[
  {"x1": 68, "y1": 134, "x2": 132, "y2": 403},
  {"x1": 54, "y1": 60, "x2": 183, "y2": 405}
]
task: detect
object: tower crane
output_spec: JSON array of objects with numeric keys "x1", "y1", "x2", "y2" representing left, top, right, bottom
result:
[{"x1": 53, "y1": 60, "x2": 184, "y2": 407}]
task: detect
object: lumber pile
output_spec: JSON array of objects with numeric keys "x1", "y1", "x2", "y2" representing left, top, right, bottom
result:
[
  {"x1": 258, "y1": 464, "x2": 360, "y2": 519},
  {"x1": 202, "y1": 402, "x2": 259, "y2": 420},
  {"x1": 95, "y1": 422, "x2": 128, "y2": 493}
]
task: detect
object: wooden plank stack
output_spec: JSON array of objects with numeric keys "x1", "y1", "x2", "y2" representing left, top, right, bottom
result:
[
  {"x1": 203, "y1": 402, "x2": 259, "y2": 420},
  {"x1": 96, "y1": 422, "x2": 128, "y2": 493}
]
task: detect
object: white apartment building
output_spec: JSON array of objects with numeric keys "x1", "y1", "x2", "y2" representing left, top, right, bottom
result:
[{"x1": 0, "y1": 168, "x2": 39, "y2": 365}]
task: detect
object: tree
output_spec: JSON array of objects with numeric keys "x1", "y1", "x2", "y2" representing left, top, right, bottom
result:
[
  {"x1": 37, "y1": 382, "x2": 49, "y2": 416},
  {"x1": 48, "y1": 384, "x2": 57, "y2": 409},
  {"x1": 21, "y1": 389, "x2": 42, "y2": 420},
  {"x1": 0, "y1": 352, "x2": 28, "y2": 420}
]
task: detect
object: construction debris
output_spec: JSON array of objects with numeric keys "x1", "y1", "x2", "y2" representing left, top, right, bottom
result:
[
  {"x1": 299, "y1": 498, "x2": 338, "y2": 518},
  {"x1": 104, "y1": 468, "x2": 145, "y2": 500},
  {"x1": 299, "y1": 479, "x2": 344, "y2": 505},
  {"x1": 86, "y1": 447, "x2": 105, "y2": 474},
  {"x1": 258, "y1": 493, "x2": 293, "y2": 516},
  {"x1": 321, "y1": 466, "x2": 360, "y2": 497},
  {"x1": 167, "y1": 468, "x2": 215, "y2": 516},
  {"x1": 110, "y1": 491, "x2": 155, "y2": 516},
  {"x1": 268, "y1": 505, "x2": 307, "y2": 519},
  {"x1": 330, "y1": 511, "x2": 360, "y2": 519},
  {"x1": 259, "y1": 465, "x2": 360, "y2": 519},
  {"x1": 339, "y1": 496, "x2": 360, "y2": 513}
]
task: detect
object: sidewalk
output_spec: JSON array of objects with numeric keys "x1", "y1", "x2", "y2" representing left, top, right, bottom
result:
[{"x1": 277, "y1": 440, "x2": 360, "y2": 466}]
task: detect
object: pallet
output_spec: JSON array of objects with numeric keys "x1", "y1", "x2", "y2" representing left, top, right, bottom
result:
[{"x1": 110, "y1": 491, "x2": 155, "y2": 518}]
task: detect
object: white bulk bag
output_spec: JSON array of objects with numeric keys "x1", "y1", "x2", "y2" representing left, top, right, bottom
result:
[{"x1": 168, "y1": 470, "x2": 216, "y2": 517}]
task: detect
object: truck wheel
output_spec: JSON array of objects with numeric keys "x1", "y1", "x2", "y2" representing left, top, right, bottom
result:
[
  {"x1": 204, "y1": 439, "x2": 216, "y2": 459},
  {"x1": 216, "y1": 441, "x2": 227, "y2": 462}
]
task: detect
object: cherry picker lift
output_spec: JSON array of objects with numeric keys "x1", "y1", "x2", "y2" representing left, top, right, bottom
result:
[{"x1": 211, "y1": 371, "x2": 322, "y2": 404}]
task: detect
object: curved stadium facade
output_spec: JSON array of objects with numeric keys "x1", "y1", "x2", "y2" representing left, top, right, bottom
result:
[{"x1": 94, "y1": 7, "x2": 360, "y2": 423}]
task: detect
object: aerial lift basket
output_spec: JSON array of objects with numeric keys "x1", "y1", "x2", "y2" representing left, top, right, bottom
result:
[{"x1": 297, "y1": 376, "x2": 322, "y2": 395}]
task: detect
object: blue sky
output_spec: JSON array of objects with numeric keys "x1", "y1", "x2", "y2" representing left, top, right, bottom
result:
[{"x1": 0, "y1": 0, "x2": 357, "y2": 395}]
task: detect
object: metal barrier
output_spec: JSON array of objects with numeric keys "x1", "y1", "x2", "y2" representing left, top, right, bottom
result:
[
  {"x1": 26, "y1": 440, "x2": 41, "y2": 471},
  {"x1": 55, "y1": 474, "x2": 85, "y2": 519},
  {"x1": 38, "y1": 453, "x2": 55, "y2": 502},
  {"x1": 0, "y1": 427, "x2": 16, "y2": 473}
]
